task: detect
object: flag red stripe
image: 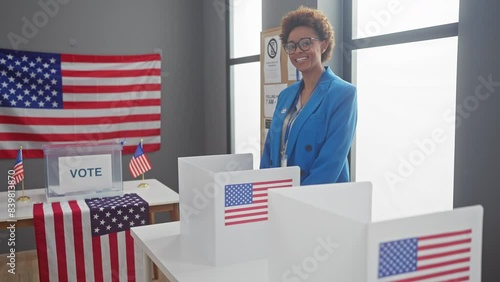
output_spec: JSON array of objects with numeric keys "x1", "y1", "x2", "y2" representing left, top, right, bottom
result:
[
  {"x1": 63, "y1": 99, "x2": 161, "y2": 109},
  {"x1": 130, "y1": 162, "x2": 142, "y2": 178},
  {"x1": 225, "y1": 205, "x2": 267, "y2": 213},
  {"x1": 225, "y1": 217, "x2": 268, "y2": 226},
  {"x1": 0, "y1": 143, "x2": 161, "y2": 158},
  {"x1": 443, "y1": 276, "x2": 469, "y2": 282},
  {"x1": 62, "y1": 84, "x2": 161, "y2": 93},
  {"x1": 62, "y1": 68, "x2": 161, "y2": 78},
  {"x1": 109, "y1": 232, "x2": 119, "y2": 282},
  {"x1": 61, "y1": 53, "x2": 161, "y2": 63},
  {"x1": 69, "y1": 201, "x2": 86, "y2": 282},
  {"x1": 252, "y1": 199, "x2": 267, "y2": 204},
  {"x1": 129, "y1": 166, "x2": 139, "y2": 178},
  {"x1": 253, "y1": 194, "x2": 267, "y2": 198},
  {"x1": 0, "y1": 114, "x2": 160, "y2": 125},
  {"x1": 0, "y1": 128, "x2": 160, "y2": 142},
  {"x1": 419, "y1": 229, "x2": 472, "y2": 241},
  {"x1": 52, "y1": 203, "x2": 68, "y2": 282},
  {"x1": 417, "y1": 257, "x2": 470, "y2": 271},
  {"x1": 92, "y1": 237, "x2": 103, "y2": 282},
  {"x1": 394, "y1": 267, "x2": 470, "y2": 282},
  {"x1": 418, "y1": 248, "x2": 471, "y2": 261},
  {"x1": 138, "y1": 155, "x2": 152, "y2": 169},
  {"x1": 225, "y1": 211, "x2": 268, "y2": 220},
  {"x1": 253, "y1": 184, "x2": 292, "y2": 191},
  {"x1": 125, "y1": 231, "x2": 136, "y2": 281},
  {"x1": 253, "y1": 179, "x2": 293, "y2": 185},
  {"x1": 33, "y1": 203, "x2": 49, "y2": 282},
  {"x1": 418, "y1": 238, "x2": 472, "y2": 251}
]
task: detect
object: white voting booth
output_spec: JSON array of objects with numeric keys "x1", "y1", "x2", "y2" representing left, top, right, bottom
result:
[
  {"x1": 178, "y1": 153, "x2": 300, "y2": 266},
  {"x1": 268, "y1": 183, "x2": 483, "y2": 282}
]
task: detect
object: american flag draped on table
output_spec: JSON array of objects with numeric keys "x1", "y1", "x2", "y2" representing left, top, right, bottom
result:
[
  {"x1": 224, "y1": 179, "x2": 293, "y2": 226},
  {"x1": 0, "y1": 48, "x2": 162, "y2": 159},
  {"x1": 377, "y1": 229, "x2": 472, "y2": 282},
  {"x1": 33, "y1": 193, "x2": 149, "y2": 282}
]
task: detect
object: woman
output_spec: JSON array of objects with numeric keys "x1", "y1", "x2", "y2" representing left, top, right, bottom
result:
[{"x1": 260, "y1": 6, "x2": 357, "y2": 185}]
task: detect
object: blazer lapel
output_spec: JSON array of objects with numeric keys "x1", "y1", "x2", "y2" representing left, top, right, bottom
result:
[{"x1": 285, "y1": 68, "x2": 334, "y2": 157}]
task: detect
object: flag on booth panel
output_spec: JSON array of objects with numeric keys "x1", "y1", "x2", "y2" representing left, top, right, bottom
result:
[
  {"x1": 129, "y1": 141, "x2": 152, "y2": 178},
  {"x1": 33, "y1": 193, "x2": 149, "y2": 282},
  {"x1": 13, "y1": 147, "x2": 24, "y2": 184},
  {"x1": 224, "y1": 179, "x2": 293, "y2": 226},
  {"x1": 0, "y1": 48, "x2": 162, "y2": 159},
  {"x1": 377, "y1": 229, "x2": 472, "y2": 282}
]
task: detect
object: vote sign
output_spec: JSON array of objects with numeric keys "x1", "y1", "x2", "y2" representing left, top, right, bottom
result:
[{"x1": 59, "y1": 154, "x2": 112, "y2": 193}]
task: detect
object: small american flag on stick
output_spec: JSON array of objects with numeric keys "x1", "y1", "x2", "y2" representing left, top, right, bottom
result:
[{"x1": 129, "y1": 140, "x2": 152, "y2": 178}]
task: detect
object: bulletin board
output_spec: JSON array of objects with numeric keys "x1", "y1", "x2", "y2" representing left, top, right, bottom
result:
[{"x1": 260, "y1": 27, "x2": 301, "y2": 152}]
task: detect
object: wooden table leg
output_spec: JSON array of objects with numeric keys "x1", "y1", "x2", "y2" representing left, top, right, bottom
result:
[
  {"x1": 152, "y1": 261, "x2": 159, "y2": 281},
  {"x1": 147, "y1": 203, "x2": 179, "y2": 280},
  {"x1": 170, "y1": 203, "x2": 180, "y2": 221}
]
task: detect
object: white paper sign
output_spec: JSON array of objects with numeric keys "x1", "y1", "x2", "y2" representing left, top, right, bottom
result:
[
  {"x1": 264, "y1": 35, "x2": 282, "y2": 84},
  {"x1": 59, "y1": 154, "x2": 113, "y2": 193},
  {"x1": 287, "y1": 57, "x2": 302, "y2": 81},
  {"x1": 264, "y1": 83, "x2": 287, "y2": 117}
]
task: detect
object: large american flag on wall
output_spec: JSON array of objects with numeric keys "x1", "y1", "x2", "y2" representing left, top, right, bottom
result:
[
  {"x1": 377, "y1": 229, "x2": 472, "y2": 281},
  {"x1": 33, "y1": 193, "x2": 149, "y2": 282},
  {"x1": 0, "y1": 48, "x2": 162, "y2": 158}
]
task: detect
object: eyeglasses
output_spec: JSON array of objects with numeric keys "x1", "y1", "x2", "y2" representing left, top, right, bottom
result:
[{"x1": 283, "y1": 37, "x2": 321, "y2": 55}]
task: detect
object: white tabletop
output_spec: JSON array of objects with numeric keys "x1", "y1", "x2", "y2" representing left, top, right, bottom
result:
[
  {"x1": 131, "y1": 222, "x2": 268, "y2": 282},
  {"x1": 0, "y1": 179, "x2": 179, "y2": 222}
]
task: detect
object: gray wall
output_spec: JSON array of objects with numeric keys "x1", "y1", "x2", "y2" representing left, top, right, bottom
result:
[
  {"x1": 203, "y1": 0, "x2": 228, "y2": 155},
  {"x1": 454, "y1": 0, "x2": 500, "y2": 280},
  {"x1": 317, "y1": 0, "x2": 343, "y2": 75},
  {"x1": 263, "y1": 0, "x2": 317, "y2": 30},
  {"x1": 0, "y1": 0, "x2": 227, "y2": 253}
]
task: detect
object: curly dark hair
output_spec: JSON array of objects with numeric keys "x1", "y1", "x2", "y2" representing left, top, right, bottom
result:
[{"x1": 280, "y1": 6, "x2": 334, "y2": 62}]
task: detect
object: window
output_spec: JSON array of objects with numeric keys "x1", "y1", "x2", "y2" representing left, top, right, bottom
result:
[
  {"x1": 228, "y1": 0, "x2": 262, "y2": 168},
  {"x1": 348, "y1": 0, "x2": 460, "y2": 221},
  {"x1": 231, "y1": 62, "x2": 261, "y2": 163},
  {"x1": 354, "y1": 0, "x2": 460, "y2": 39}
]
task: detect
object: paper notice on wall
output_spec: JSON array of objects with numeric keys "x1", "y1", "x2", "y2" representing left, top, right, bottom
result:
[
  {"x1": 264, "y1": 84, "x2": 287, "y2": 118},
  {"x1": 287, "y1": 57, "x2": 302, "y2": 81},
  {"x1": 264, "y1": 35, "x2": 282, "y2": 84},
  {"x1": 287, "y1": 58, "x2": 297, "y2": 81}
]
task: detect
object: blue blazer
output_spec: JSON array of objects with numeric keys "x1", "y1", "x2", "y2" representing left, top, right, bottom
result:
[{"x1": 260, "y1": 67, "x2": 357, "y2": 185}]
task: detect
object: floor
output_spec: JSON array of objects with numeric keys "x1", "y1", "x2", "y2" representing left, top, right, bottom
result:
[{"x1": 0, "y1": 250, "x2": 169, "y2": 282}]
